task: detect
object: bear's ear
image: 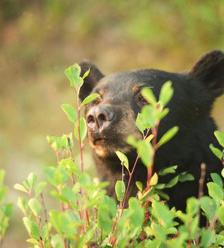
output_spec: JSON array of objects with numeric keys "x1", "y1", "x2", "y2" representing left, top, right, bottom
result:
[
  {"x1": 190, "y1": 50, "x2": 224, "y2": 96},
  {"x1": 79, "y1": 62, "x2": 104, "y2": 101}
]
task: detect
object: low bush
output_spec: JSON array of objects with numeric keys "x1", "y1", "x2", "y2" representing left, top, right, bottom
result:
[{"x1": 14, "y1": 64, "x2": 224, "y2": 248}]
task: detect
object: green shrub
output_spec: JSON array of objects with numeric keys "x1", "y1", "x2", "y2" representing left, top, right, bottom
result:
[
  {"x1": 15, "y1": 63, "x2": 224, "y2": 248},
  {"x1": 0, "y1": 169, "x2": 13, "y2": 246}
]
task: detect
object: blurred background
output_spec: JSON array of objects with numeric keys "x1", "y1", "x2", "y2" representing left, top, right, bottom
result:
[{"x1": 0, "y1": 0, "x2": 224, "y2": 246}]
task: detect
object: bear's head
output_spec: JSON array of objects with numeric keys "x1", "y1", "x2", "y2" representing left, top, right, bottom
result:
[{"x1": 79, "y1": 50, "x2": 224, "y2": 159}]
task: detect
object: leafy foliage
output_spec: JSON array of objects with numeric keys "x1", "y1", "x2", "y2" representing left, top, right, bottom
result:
[
  {"x1": 14, "y1": 63, "x2": 224, "y2": 247},
  {"x1": 0, "y1": 170, "x2": 13, "y2": 245}
]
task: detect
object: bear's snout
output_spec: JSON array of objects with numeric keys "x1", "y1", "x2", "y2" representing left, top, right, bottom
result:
[{"x1": 86, "y1": 105, "x2": 115, "y2": 133}]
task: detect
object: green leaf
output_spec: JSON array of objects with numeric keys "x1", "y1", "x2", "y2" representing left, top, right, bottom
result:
[
  {"x1": 26, "y1": 238, "x2": 39, "y2": 245},
  {"x1": 60, "y1": 158, "x2": 77, "y2": 174},
  {"x1": 97, "y1": 196, "x2": 116, "y2": 236},
  {"x1": 217, "y1": 205, "x2": 224, "y2": 225},
  {"x1": 28, "y1": 198, "x2": 42, "y2": 217},
  {"x1": 201, "y1": 229, "x2": 215, "y2": 248},
  {"x1": 200, "y1": 196, "x2": 216, "y2": 220},
  {"x1": 3, "y1": 203, "x2": 13, "y2": 217},
  {"x1": 159, "y1": 165, "x2": 177, "y2": 176},
  {"x1": 17, "y1": 197, "x2": 28, "y2": 215},
  {"x1": 209, "y1": 144, "x2": 223, "y2": 160},
  {"x1": 27, "y1": 173, "x2": 37, "y2": 189},
  {"x1": 186, "y1": 197, "x2": 199, "y2": 216},
  {"x1": 127, "y1": 135, "x2": 138, "y2": 149},
  {"x1": 136, "y1": 113, "x2": 147, "y2": 133},
  {"x1": 178, "y1": 172, "x2": 194, "y2": 182},
  {"x1": 165, "y1": 176, "x2": 179, "y2": 188},
  {"x1": 35, "y1": 182, "x2": 47, "y2": 196},
  {"x1": 214, "y1": 130, "x2": 224, "y2": 147},
  {"x1": 157, "y1": 108, "x2": 169, "y2": 121},
  {"x1": 46, "y1": 134, "x2": 72, "y2": 150},
  {"x1": 74, "y1": 117, "x2": 87, "y2": 141},
  {"x1": 152, "y1": 200, "x2": 174, "y2": 228},
  {"x1": 211, "y1": 173, "x2": 223, "y2": 188},
  {"x1": 50, "y1": 210, "x2": 80, "y2": 239},
  {"x1": 141, "y1": 105, "x2": 158, "y2": 128},
  {"x1": 64, "y1": 64, "x2": 83, "y2": 88},
  {"x1": 128, "y1": 197, "x2": 144, "y2": 227},
  {"x1": 81, "y1": 93, "x2": 100, "y2": 106},
  {"x1": 158, "y1": 126, "x2": 179, "y2": 147},
  {"x1": 60, "y1": 187, "x2": 77, "y2": 204},
  {"x1": 82, "y1": 68, "x2": 90, "y2": 80},
  {"x1": 14, "y1": 183, "x2": 28, "y2": 193},
  {"x1": 222, "y1": 168, "x2": 224, "y2": 178},
  {"x1": 137, "y1": 140, "x2": 153, "y2": 167},
  {"x1": 150, "y1": 173, "x2": 158, "y2": 186},
  {"x1": 45, "y1": 166, "x2": 69, "y2": 187},
  {"x1": 115, "y1": 180, "x2": 125, "y2": 202},
  {"x1": 141, "y1": 87, "x2": 157, "y2": 106},
  {"x1": 115, "y1": 151, "x2": 129, "y2": 171},
  {"x1": 0, "y1": 169, "x2": 5, "y2": 184},
  {"x1": 61, "y1": 104, "x2": 77, "y2": 123},
  {"x1": 166, "y1": 232, "x2": 188, "y2": 247},
  {"x1": 136, "y1": 181, "x2": 143, "y2": 192},
  {"x1": 207, "y1": 182, "x2": 224, "y2": 202},
  {"x1": 23, "y1": 217, "x2": 40, "y2": 240},
  {"x1": 159, "y1": 81, "x2": 173, "y2": 107},
  {"x1": 51, "y1": 234, "x2": 64, "y2": 248}
]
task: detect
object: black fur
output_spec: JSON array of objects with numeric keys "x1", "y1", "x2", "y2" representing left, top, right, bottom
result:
[{"x1": 79, "y1": 50, "x2": 224, "y2": 211}]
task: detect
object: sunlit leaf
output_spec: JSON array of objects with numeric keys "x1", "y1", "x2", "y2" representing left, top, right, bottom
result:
[
  {"x1": 74, "y1": 117, "x2": 87, "y2": 141},
  {"x1": 115, "y1": 180, "x2": 125, "y2": 202},
  {"x1": 82, "y1": 68, "x2": 90, "y2": 80},
  {"x1": 150, "y1": 173, "x2": 158, "y2": 186},
  {"x1": 115, "y1": 151, "x2": 129, "y2": 171},
  {"x1": 207, "y1": 182, "x2": 224, "y2": 202},
  {"x1": 141, "y1": 87, "x2": 157, "y2": 106},
  {"x1": 81, "y1": 93, "x2": 100, "y2": 106},
  {"x1": 159, "y1": 165, "x2": 177, "y2": 176},
  {"x1": 158, "y1": 126, "x2": 179, "y2": 147},
  {"x1": 200, "y1": 196, "x2": 216, "y2": 220},
  {"x1": 64, "y1": 64, "x2": 83, "y2": 88},
  {"x1": 28, "y1": 198, "x2": 42, "y2": 217},
  {"x1": 14, "y1": 184, "x2": 28, "y2": 193},
  {"x1": 209, "y1": 144, "x2": 223, "y2": 160},
  {"x1": 137, "y1": 140, "x2": 153, "y2": 167},
  {"x1": 214, "y1": 130, "x2": 224, "y2": 147},
  {"x1": 61, "y1": 104, "x2": 77, "y2": 123},
  {"x1": 159, "y1": 81, "x2": 173, "y2": 107}
]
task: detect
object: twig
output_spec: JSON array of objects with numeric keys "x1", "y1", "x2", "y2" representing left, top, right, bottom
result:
[
  {"x1": 76, "y1": 88, "x2": 84, "y2": 172},
  {"x1": 40, "y1": 193, "x2": 48, "y2": 224},
  {"x1": 198, "y1": 163, "x2": 206, "y2": 199},
  {"x1": 109, "y1": 128, "x2": 152, "y2": 246}
]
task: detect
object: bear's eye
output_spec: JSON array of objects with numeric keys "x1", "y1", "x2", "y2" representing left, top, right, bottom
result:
[
  {"x1": 91, "y1": 97, "x2": 101, "y2": 105},
  {"x1": 135, "y1": 92, "x2": 148, "y2": 106},
  {"x1": 91, "y1": 92, "x2": 102, "y2": 105}
]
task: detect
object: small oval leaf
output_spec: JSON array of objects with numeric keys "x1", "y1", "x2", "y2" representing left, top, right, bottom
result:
[
  {"x1": 74, "y1": 117, "x2": 87, "y2": 141},
  {"x1": 141, "y1": 87, "x2": 157, "y2": 106},
  {"x1": 115, "y1": 180, "x2": 125, "y2": 202},
  {"x1": 214, "y1": 130, "x2": 224, "y2": 147},
  {"x1": 209, "y1": 144, "x2": 223, "y2": 160},
  {"x1": 61, "y1": 104, "x2": 77, "y2": 123},
  {"x1": 159, "y1": 81, "x2": 173, "y2": 107},
  {"x1": 158, "y1": 126, "x2": 179, "y2": 148},
  {"x1": 81, "y1": 93, "x2": 100, "y2": 106},
  {"x1": 115, "y1": 151, "x2": 129, "y2": 171}
]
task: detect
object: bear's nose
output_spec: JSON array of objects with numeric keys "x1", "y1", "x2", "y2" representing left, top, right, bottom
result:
[{"x1": 86, "y1": 105, "x2": 114, "y2": 131}]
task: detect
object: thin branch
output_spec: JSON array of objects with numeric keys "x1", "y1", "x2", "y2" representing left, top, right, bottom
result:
[
  {"x1": 40, "y1": 193, "x2": 48, "y2": 224},
  {"x1": 198, "y1": 163, "x2": 206, "y2": 199}
]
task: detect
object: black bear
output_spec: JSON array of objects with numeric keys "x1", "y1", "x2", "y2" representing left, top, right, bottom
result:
[{"x1": 79, "y1": 50, "x2": 224, "y2": 211}]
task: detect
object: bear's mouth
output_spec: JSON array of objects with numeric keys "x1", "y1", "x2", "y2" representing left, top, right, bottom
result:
[
  {"x1": 89, "y1": 132, "x2": 109, "y2": 146},
  {"x1": 93, "y1": 137, "x2": 107, "y2": 145}
]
